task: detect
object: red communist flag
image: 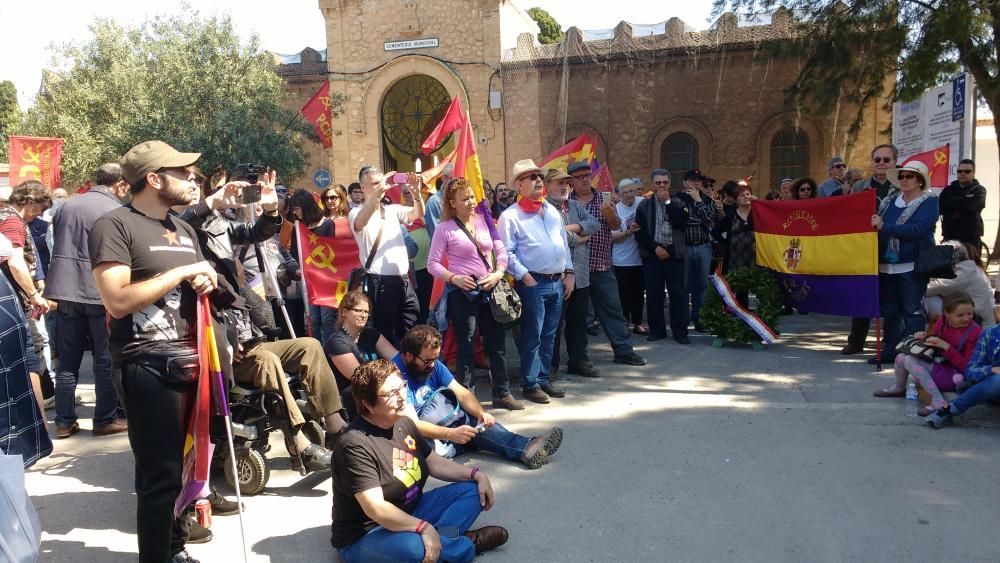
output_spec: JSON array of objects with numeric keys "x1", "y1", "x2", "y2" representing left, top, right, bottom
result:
[
  {"x1": 301, "y1": 81, "x2": 334, "y2": 148},
  {"x1": 8, "y1": 136, "x2": 63, "y2": 188},
  {"x1": 901, "y1": 145, "x2": 950, "y2": 187},
  {"x1": 421, "y1": 96, "x2": 464, "y2": 155},
  {"x1": 297, "y1": 222, "x2": 360, "y2": 308}
]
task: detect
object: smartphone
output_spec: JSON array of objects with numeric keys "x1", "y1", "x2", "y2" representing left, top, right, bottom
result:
[
  {"x1": 242, "y1": 184, "x2": 261, "y2": 203},
  {"x1": 601, "y1": 191, "x2": 611, "y2": 205},
  {"x1": 391, "y1": 172, "x2": 408, "y2": 185}
]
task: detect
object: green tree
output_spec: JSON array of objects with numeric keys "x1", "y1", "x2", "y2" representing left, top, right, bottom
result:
[
  {"x1": 714, "y1": 0, "x2": 1000, "y2": 259},
  {"x1": 22, "y1": 9, "x2": 343, "y2": 187},
  {"x1": 0, "y1": 81, "x2": 21, "y2": 162},
  {"x1": 528, "y1": 7, "x2": 564, "y2": 45}
]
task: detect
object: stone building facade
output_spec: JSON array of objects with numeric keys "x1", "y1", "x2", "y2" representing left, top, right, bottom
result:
[{"x1": 275, "y1": 2, "x2": 891, "y2": 193}]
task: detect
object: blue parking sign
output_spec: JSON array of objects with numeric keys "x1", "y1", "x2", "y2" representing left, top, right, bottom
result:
[
  {"x1": 313, "y1": 169, "x2": 332, "y2": 189},
  {"x1": 951, "y1": 75, "x2": 966, "y2": 122}
]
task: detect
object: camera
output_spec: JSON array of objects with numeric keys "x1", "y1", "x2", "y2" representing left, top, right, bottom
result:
[{"x1": 234, "y1": 163, "x2": 267, "y2": 203}]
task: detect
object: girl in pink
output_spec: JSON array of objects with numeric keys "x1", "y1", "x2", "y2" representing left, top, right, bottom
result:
[{"x1": 874, "y1": 292, "x2": 982, "y2": 416}]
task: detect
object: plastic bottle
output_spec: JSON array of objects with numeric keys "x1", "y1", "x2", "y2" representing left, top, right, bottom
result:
[{"x1": 905, "y1": 381, "x2": 919, "y2": 417}]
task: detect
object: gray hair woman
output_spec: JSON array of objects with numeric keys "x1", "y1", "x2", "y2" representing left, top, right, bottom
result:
[{"x1": 924, "y1": 240, "x2": 996, "y2": 327}]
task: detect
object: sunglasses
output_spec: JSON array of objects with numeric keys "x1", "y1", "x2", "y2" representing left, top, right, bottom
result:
[
  {"x1": 956, "y1": 169, "x2": 974, "y2": 174},
  {"x1": 897, "y1": 173, "x2": 917, "y2": 180},
  {"x1": 325, "y1": 195, "x2": 340, "y2": 200},
  {"x1": 521, "y1": 173, "x2": 544, "y2": 181},
  {"x1": 873, "y1": 157, "x2": 893, "y2": 164},
  {"x1": 799, "y1": 187, "x2": 814, "y2": 191},
  {"x1": 832, "y1": 163, "x2": 847, "y2": 168}
]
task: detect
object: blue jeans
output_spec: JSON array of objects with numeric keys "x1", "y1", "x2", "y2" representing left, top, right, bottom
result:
[
  {"x1": 309, "y1": 304, "x2": 338, "y2": 348},
  {"x1": 339, "y1": 481, "x2": 482, "y2": 563},
  {"x1": 588, "y1": 270, "x2": 635, "y2": 357},
  {"x1": 455, "y1": 422, "x2": 530, "y2": 463},
  {"x1": 684, "y1": 242, "x2": 712, "y2": 324},
  {"x1": 55, "y1": 301, "x2": 120, "y2": 427},
  {"x1": 516, "y1": 279, "x2": 563, "y2": 390},
  {"x1": 951, "y1": 375, "x2": 1000, "y2": 414},
  {"x1": 879, "y1": 271, "x2": 928, "y2": 363}
]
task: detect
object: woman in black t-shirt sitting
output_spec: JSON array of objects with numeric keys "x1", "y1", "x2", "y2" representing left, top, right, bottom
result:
[{"x1": 332, "y1": 360, "x2": 508, "y2": 562}]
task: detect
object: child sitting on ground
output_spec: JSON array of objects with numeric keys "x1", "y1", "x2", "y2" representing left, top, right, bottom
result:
[{"x1": 873, "y1": 292, "x2": 981, "y2": 416}]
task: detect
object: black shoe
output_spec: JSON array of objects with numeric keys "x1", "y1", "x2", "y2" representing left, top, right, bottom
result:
[
  {"x1": 925, "y1": 406, "x2": 955, "y2": 429},
  {"x1": 172, "y1": 549, "x2": 201, "y2": 563},
  {"x1": 840, "y1": 343, "x2": 863, "y2": 355},
  {"x1": 646, "y1": 332, "x2": 668, "y2": 342},
  {"x1": 186, "y1": 518, "x2": 213, "y2": 544},
  {"x1": 613, "y1": 352, "x2": 646, "y2": 366},
  {"x1": 539, "y1": 383, "x2": 566, "y2": 398},
  {"x1": 300, "y1": 444, "x2": 333, "y2": 472},
  {"x1": 586, "y1": 323, "x2": 600, "y2": 336},
  {"x1": 567, "y1": 363, "x2": 600, "y2": 377},
  {"x1": 674, "y1": 336, "x2": 691, "y2": 345},
  {"x1": 208, "y1": 489, "x2": 242, "y2": 516}
]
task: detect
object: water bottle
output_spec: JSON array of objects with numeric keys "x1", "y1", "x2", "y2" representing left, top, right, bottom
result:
[{"x1": 905, "y1": 381, "x2": 919, "y2": 417}]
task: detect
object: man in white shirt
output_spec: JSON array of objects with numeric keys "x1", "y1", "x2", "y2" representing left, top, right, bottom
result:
[
  {"x1": 349, "y1": 165, "x2": 425, "y2": 346},
  {"x1": 611, "y1": 178, "x2": 647, "y2": 334},
  {"x1": 498, "y1": 159, "x2": 574, "y2": 404}
]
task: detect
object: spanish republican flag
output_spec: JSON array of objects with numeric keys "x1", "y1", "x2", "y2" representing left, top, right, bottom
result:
[
  {"x1": 538, "y1": 133, "x2": 596, "y2": 171},
  {"x1": 420, "y1": 97, "x2": 484, "y2": 203},
  {"x1": 753, "y1": 191, "x2": 879, "y2": 317},
  {"x1": 901, "y1": 144, "x2": 950, "y2": 188}
]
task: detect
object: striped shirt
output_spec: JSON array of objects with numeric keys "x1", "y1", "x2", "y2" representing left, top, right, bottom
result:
[{"x1": 571, "y1": 189, "x2": 613, "y2": 272}]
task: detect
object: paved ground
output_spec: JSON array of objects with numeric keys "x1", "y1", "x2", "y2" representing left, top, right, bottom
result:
[{"x1": 25, "y1": 312, "x2": 1000, "y2": 562}]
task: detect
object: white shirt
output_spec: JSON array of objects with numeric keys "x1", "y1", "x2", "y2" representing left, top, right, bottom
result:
[
  {"x1": 612, "y1": 197, "x2": 643, "y2": 267},
  {"x1": 348, "y1": 204, "x2": 412, "y2": 276},
  {"x1": 498, "y1": 202, "x2": 573, "y2": 280}
]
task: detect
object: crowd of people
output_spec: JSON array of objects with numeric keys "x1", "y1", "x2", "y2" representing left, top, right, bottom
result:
[{"x1": 1, "y1": 138, "x2": 998, "y2": 563}]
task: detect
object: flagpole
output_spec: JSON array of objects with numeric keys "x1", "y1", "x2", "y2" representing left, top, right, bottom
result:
[{"x1": 295, "y1": 221, "x2": 313, "y2": 337}]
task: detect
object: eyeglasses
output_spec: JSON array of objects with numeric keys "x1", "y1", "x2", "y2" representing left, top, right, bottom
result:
[
  {"x1": 348, "y1": 308, "x2": 369, "y2": 316},
  {"x1": 325, "y1": 196, "x2": 340, "y2": 201},
  {"x1": 956, "y1": 169, "x2": 974, "y2": 174},
  {"x1": 873, "y1": 157, "x2": 893, "y2": 164},
  {"x1": 378, "y1": 384, "x2": 407, "y2": 400},
  {"x1": 897, "y1": 173, "x2": 917, "y2": 180},
  {"x1": 521, "y1": 173, "x2": 544, "y2": 181},
  {"x1": 415, "y1": 355, "x2": 438, "y2": 366}
]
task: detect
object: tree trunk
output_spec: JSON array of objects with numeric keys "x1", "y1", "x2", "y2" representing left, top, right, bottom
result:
[{"x1": 992, "y1": 114, "x2": 1000, "y2": 263}]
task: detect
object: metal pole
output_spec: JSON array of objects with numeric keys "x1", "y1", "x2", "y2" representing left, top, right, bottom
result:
[{"x1": 247, "y1": 204, "x2": 296, "y2": 339}]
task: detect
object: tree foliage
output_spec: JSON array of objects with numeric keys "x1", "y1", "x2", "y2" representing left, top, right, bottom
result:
[
  {"x1": 21, "y1": 10, "x2": 342, "y2": 187},
  {"x1": 528, "y1": 7, "x2": 565, "y2": 45},
  {"x1": 0, "y1": 81, "x2": 21, "y2": 162},
  {"x1": 714, "y1": 0, "x2": 1000, "y2": 259}
]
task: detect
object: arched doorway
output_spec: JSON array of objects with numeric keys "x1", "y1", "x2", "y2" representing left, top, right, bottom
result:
[{"x1": 380, "y1": 74, "x2": 455, "y2": 173}]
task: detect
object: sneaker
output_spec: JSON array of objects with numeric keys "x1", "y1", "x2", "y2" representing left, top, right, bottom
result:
[
  {"x1": 492, "y1": 394, "x2": 525, "y2": 410},
  {"x1": 925, "y1": 406, "x2": 954, "y2": 429},
  {"x1": 208, "y1": 490, "x2": 242, "y2": 516},
  {"x1": 301, "y1": 420, "x2": 325, "y2": 447},
  {"x1": 521, "y1": 436, "x2": 549, "y2": 469},
  {"x1": 186, "y1": 518, "x2": 213, "y2": 544},
  {"x1": 613, "y1": 352, "x2": 647, "y2": 366},
  {"x1": 522, "y1": 387, "x2": 550, "y2": 404},
  {"x1": 93, "y1": 418, "x2": 128, "y2": 436},
  {"x1": 55, "y1": 421, "x2": 80, "y2": 439},
  {"x1": 542, "y1": 427, "x2": 563, "y2": 457},
  {"x1": 539, "y1": 383, "x2": 566, "y2": 398},
  {"x1": 299, "y1": 444, "x2": 333, "y2": 472},
  {"x1": 171, "y1": 550, "x2": 200, "y2": 563},
  {"x1": 566, "y1": 363, "x2": 600, "y2": 378}
]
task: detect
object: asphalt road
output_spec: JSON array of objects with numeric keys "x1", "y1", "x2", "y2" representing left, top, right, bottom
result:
[{"x1": 25, "y1": 312, "x2": 1000, "y2": 562}]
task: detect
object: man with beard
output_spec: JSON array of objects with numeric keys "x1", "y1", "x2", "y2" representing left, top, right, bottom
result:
[
  {"x1": 90, "y1": 140, "x2": 220, "y2": 563},
  {"x1": 392, "y1": 325, "x2": 563, "y2": 470}
]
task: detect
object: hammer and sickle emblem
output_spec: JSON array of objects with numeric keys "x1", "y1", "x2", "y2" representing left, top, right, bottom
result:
[
  {"x1": 307, "y1": 242, "x2": 338, "y2": 274},
  {"x1": 933, "y1": 150, "x2": 947, "y2": 166}
]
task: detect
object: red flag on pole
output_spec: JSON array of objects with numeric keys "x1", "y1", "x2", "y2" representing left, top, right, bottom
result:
[
  {"x1": 420, "y1": 97, "x2": 464, "y2": 155},
  {"x1": 297, "y1": 222, "x2": 361, "y2": 308},
  {"x1": 8, "y1": 136, "x2": 63, "y2": 188},
  {"x1": 901, "y1": 145, "x2": 950, "y2": 187},
  {"x1": 301, "y1": 81, "x2": 334, "y2": 148},
  {"x1": 591, "y1": 160, "x2": 614, "y2": 192}
]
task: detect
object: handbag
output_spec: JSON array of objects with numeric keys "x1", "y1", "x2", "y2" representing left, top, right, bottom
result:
[
  {"x1": 452, "y1": 218, "x2": 522, "y2": 325},
  {"x1": 348, "y1": 209, "x2": 385, "y2": 292},
  {"x1": 895, "y1": 337, "x2": 940, "y2": 363},
  {"x1": 915, "y1": 242, "x2": 956, "y2": 279}
]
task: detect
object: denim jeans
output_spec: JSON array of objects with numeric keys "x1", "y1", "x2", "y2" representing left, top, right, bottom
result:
[
  {"x1": 879, "y1": 270, "x2": 928, "y2": 363},
  {"x1": 339, "y1": 481, "x2": 481, "y2": 563},
  {"x1": 516, "y1": 279, "x2": 563, "y2": 390},
  {"x1": 589, "y1": 270, "x2": 635, "y2": 357},
  {"x1": 684, "y1": 242, "x2": 713, "y2": 324},
  {"x1": 455, "y1": 421, "x2": 530, "y2": 463},
  {"x1": 308, "y1": 304, "x2": 338, "y2": 348},
  {"x1": 447, "y1": 290, "x2": 510, "y2": 397},
  {"x1": 951, "y1": 375, "x2": 1000, "y2": 414},
  {"x1": 55, "y1": 301, "x2": 120, "y2": 427},
  {"x1": 643, "y1": 254, "x2": 689, "y2": 338}
]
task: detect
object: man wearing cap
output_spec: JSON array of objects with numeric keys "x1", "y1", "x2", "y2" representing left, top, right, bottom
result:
[
  {"x1": 674, "y1": 169, "x2": 718, "y2": 333},
  {"x1": 498, "y1": 160, "x2": 575, "y2": 404},
  {"x1": 351, "y1": 165, "x2": 425, "y2": 347},
  {"x1": 89, "y1": 140, "x2": 220, "y2": 563},
  {"x1": 45, "y1": 163, "x2": 131, "y2": 440},
  {"x1": 611, "y1": 178, "x2": 647, "y2": 334},
  {"x1": 567, "y1": 161, "x2": 647, "y2": 366},
  {"x1": 636, "y1": 169, "x2": 691, "y2": 343},
  {"x1": 545, "y1": 168, "x2": 601, "y2": 378},
  {"x1": 817, "y1": 157, "x2": 848, "y2": 198}
]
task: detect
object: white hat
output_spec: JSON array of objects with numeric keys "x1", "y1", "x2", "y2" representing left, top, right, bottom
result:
[
  {"x1": 888, "y1": 160, "x2": 930, "y2": 189},
  {"x1": 510, "y1": 159, "x2": 543, "y2": 181}
]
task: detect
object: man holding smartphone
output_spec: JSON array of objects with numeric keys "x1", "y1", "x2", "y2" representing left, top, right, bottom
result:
[
  {"x1": 567, "y1": 161, "x2": 646, "y2": 367},
  {"x1": 674, "y1": 169, "x2": 718, "y2": 333}
]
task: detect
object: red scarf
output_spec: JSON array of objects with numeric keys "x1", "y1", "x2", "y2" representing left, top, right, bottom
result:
[{"x1": 517, "y1": 196, "x2": 545, "y2": 214}]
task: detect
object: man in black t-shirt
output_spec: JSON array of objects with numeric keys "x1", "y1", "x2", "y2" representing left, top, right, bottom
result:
[{"x1": 90, "y1": 140, "x2": 218, "y2": 563}]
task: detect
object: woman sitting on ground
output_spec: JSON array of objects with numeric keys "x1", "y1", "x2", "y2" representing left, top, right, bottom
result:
[
  {"x1": 924, "y1": 241, "x2": 995, "y2": 327},
  {"x1": 874, "y1": 292, "x2": 981, "y2": 416},
  {"x1": 324, "y1": 291, "x2": 397, "y2": 415},
  {"x1": 331, "y1": 359, "x2": 508, "y2": 562}
]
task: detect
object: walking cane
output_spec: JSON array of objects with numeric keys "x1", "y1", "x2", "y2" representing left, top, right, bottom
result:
[{"x1": 875, "y1": 317, "x2": 883, "y2": 372}]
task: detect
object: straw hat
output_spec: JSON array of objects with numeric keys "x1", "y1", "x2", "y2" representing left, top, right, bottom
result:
[{"x1": 887, "y1": 160, "x2": 930, "y2": 189}]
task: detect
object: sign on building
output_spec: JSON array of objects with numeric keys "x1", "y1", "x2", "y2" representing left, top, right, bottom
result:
[{"x1": 384, "y1": 38, "x2": 439, "y2": 51}]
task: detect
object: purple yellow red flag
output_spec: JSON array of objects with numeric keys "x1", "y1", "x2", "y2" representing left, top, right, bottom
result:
[
  {"x1": 538, "y1": 133, "x2": 596, "y2": 171},
  {"x1": 752, "y1": 191, "x2": 879, "y2": 317},
  {"x1": 8, "y1": 136, "x2": 63, "y2": 188},
  {"x1": 297, "y1": 222, "x2": 360, "y2": 308},
  {"x1": 591, "y1": 160, "x2": 613, "y2": 192},
  {"x1": 174, "y1": 295, "x2": 216, "y2": 517},
  {"x1": 301, "y1": 81, "x2": 334, "y2": 148},
  {"x1": 901, "y1": 145, "x2": 950, "y2": 187}
]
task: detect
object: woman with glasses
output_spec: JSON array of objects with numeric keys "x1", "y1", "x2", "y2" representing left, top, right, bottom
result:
[
  {"x1": 325, "y1": 291, "x2": 397, "y2": 416},
  {"x1": 427, "y1": 179, "x2": 521, "y2": 410},
  {"x1": 322, "y1": 184, "x2": 350, "y2": 219},
  {"x1": 790, "y1": 178, "x2": 818, "y2": 200},
  {"x1": 870, "y1": 161, "x2": 939, "y2": 365},
  {"x1": 331, "y1": 359, "x2": 508, "y2": 563}
]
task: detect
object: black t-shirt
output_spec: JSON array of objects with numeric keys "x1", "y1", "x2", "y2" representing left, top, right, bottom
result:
[
  {"x1": 88, "y1": 206, "x2": 204, "y2": 360},
  {"x1": 331, "y1": 415, "x2": 430, "y2": 548},
  {"x1": 325, "y1": 327, "x2": 381, "y2": 389}
]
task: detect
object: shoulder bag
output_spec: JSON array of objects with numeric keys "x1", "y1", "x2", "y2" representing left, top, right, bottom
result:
[
  {"x1": 452, "y1": 217, "x2": 522, "y2": 325},
  {"x1": 348, "y1": 208, "x2": 385, "y2": 292}
]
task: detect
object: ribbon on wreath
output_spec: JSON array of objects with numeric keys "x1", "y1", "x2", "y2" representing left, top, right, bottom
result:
[{"x1": 709, "y1": 274, "x2": 779, "y2": 345}]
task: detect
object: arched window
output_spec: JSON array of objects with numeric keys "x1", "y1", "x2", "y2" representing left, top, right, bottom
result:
[
  {"x1": 660, "y1": 133, "x2": 699, "y2": 187},
  {"x1": 770, "y1": 127, "x2": 809, "y2": 183}
]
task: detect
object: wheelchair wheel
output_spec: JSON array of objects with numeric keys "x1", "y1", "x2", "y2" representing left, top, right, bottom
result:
[{"x1": 224, "y1": 447, "x2": 269, "y2": 496}]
